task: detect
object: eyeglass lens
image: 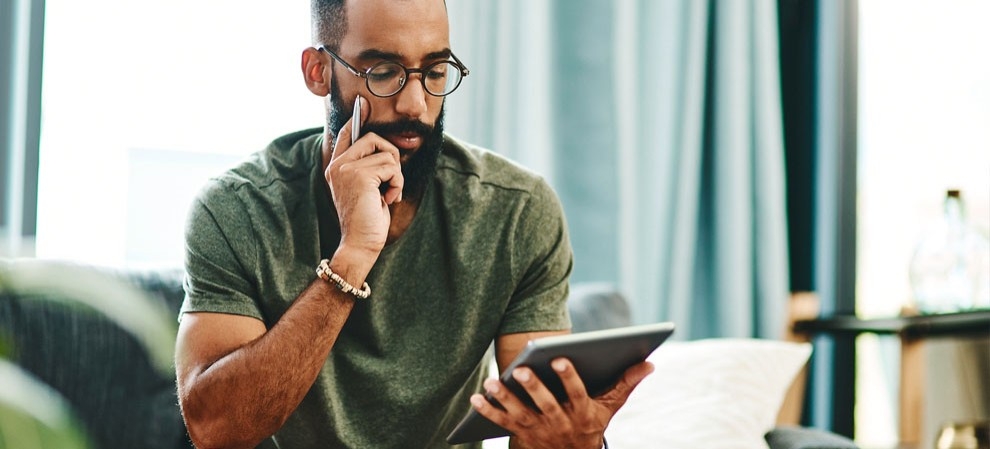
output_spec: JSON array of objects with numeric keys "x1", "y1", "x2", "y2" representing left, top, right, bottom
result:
[{"x1": 366, "y1": 61, "x2": 462, "y2": 97}]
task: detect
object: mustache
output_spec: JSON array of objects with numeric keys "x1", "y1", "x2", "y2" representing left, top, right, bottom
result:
[{"x1": 360, "y1": 119, "x2": 435, "y2": 139}]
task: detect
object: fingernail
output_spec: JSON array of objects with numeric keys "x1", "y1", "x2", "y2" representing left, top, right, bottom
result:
[
  {"x1": 513, "y1": 368, "x2": 530, "y2": 382},
  {"x1": 470, "y1": 394, "x2": 484, "y2": 407},
  {"x1": 485, "y1": 379, "x2": 500, "y2": 394},
  {"x1": 552, "y1": 359, "x2": 567, "y2": 372}
]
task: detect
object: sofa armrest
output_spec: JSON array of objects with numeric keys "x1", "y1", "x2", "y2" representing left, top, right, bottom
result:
[
  {"x1": 0, "y1": 265, "x2": 192, "y2": 449},
  {"x1": 567, "y1": 282, "x2": 631, "y2": 333},
  {"x1": 766, "y1": 425, "x2": 859, "y2": 449},
  {"x1": 118, "y1": 268, "x2": 187, "y2": 314}
]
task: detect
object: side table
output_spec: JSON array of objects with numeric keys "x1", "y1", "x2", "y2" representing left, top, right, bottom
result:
[{"x1": 794, "y1": 310, "x2": 990, "y2": 446}]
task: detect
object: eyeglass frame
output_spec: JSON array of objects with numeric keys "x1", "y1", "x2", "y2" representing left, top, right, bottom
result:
[{"x1": 318, "y1": 46, "x2": 470, "y2": 98}]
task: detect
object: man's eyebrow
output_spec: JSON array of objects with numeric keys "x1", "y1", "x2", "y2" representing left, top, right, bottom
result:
[
  {"x1": 355, "y1": 48, "x2": 453, "y2": 63},
  {"x1": 424, "y1": 49, "x2": 453, "y2": 60}
]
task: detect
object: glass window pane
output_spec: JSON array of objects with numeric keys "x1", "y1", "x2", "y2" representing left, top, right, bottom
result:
[
  {"x1": 856, "y1": 0, "x2": 990, "y2": 445},
  {"x1": 36, "y1": 1, "x2": 319, "y2": 267}
]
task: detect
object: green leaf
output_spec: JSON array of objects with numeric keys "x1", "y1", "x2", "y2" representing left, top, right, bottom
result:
[
  {"x1": 0, "y1": 260, "x2": 177, "y2": 374},
  {"x1": 0, "y1": 360, "x2": 89, "y2": 449}
]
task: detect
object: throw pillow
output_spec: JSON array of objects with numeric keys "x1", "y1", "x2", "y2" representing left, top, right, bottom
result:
[{"x1": 604, "y1": 338, "x2": 812, "y2": 449}]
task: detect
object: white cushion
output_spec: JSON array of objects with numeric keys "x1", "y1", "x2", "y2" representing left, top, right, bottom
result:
[{"x1": 604, "y1": 338, "x2": 812, "y2": 449}]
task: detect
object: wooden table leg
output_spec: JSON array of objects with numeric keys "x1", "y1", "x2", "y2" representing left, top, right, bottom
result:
[{"x1": 899, "y1": 336, "x2": 924, "y2": 445}]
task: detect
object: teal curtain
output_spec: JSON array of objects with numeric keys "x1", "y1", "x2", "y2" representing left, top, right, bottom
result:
[
  {"x1": 446, "y1": 0, "x2": 789, "y2": 339},
  {"x1": 1, "y1": 0, "x2": 44, "y2": 259}
]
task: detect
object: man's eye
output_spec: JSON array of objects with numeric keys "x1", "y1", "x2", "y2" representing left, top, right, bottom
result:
[
  {"x1": 368, "y1": 64, "x2": 401, "y2": 81},
  {"x1": 426, "y1": 66, "x2": 448, "y2": 79}
]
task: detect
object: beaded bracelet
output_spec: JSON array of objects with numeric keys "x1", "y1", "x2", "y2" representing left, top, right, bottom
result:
[{"x1": 315, "y1": 259, "x2": 371, "y2": 299}]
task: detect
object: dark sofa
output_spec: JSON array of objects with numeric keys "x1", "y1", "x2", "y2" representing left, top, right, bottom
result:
[
  {"x1": 0, "y1": 265, "x2": 857, "y2": 449},
  {"x1": 0, "y1": 268, "x2": 191, "y2": 449}
]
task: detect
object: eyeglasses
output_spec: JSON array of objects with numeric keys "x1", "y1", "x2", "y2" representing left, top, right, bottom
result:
[{"x1": 318, "y1": 46, "x2": 470, "y2": 98}]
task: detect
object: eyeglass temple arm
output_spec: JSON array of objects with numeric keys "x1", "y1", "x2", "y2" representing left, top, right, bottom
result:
[
  {"x1": 318, "y1": 46, "x2": 365, "y2": 77},
  {"x1": 451, "y1": 52, "x2": 470, "y2": 76}
]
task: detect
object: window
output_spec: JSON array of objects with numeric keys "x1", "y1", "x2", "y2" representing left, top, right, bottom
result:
[
  {"x1": 856, "y1": 0, "x2": 990, "y2": 445},
  {"x1": 36, "y1": 1, "x2": 319, "y2": 268}
]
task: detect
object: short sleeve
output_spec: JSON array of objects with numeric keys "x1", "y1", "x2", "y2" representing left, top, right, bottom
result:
[
  {"x1": 180, "y1": 181, "x2": 265, "y2": 322},
  {"x1": 498, "y1": 178, "x2": 573, "y2": 335}
]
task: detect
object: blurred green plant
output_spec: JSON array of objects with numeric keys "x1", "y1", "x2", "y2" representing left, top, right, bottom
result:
[
  {"x1": 0, "y1": 360, "x2": 88, "y2": 449},
  {"x1": 0, "y1": 259, "x2": 179, "y2": 449}
]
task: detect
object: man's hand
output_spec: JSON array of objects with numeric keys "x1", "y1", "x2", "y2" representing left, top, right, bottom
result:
[
  {"x1": 470, "y1": 358, "x2": 654, "y2": 449},
  {"x1": 325, "y1": 96, "x2": 405, "y2": 260}
]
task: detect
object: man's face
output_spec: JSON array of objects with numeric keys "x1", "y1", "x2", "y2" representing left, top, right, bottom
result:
[
  {"x1": 328, "y1": 77, "x2": 444, "y2": 199},
  {"x1": 328, "y1": 0, "x2": 451, "y2": 198}
]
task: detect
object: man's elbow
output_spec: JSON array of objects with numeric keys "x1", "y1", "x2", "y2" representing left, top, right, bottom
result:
[{"x1": 179, "y1": 389, "x2": 268, "y2": 449}]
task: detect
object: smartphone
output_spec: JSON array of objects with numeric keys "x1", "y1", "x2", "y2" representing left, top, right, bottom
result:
[{"x1": 351, "y1": 96, "x2": 361, "y2": 145}]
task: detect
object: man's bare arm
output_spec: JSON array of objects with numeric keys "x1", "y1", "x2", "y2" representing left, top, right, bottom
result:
[
  {"x1": 175, "y1": 84, "x2": 401, "y2": 448},
  {"x1": 494, "y1": 330, "x2": 569, "y2": 373},
  {"x1": 175, "y1": 258, "x2": 365, "y2": 449}
]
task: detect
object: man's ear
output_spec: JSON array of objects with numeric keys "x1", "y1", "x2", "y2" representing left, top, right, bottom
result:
[{"x1": 301, "y1": 47, "x2": 330, "y2": 96}]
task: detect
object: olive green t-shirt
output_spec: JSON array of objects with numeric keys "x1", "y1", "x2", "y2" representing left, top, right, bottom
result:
[{"x1": 180, "y1": 128, "x2": 573, "y2": 448}]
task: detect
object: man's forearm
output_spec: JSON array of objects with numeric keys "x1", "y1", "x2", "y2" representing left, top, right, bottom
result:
[{"x1": 180, "y1": 278, "x2": 356, "y2": 448}]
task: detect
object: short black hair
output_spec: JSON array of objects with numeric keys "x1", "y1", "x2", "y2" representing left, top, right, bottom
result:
[
  {"x1": 312, "y1": 0, "x2": 447, "y2": 50},
  {"x1": 311, "y1": 0, "x2": 346, "y2": 50}
]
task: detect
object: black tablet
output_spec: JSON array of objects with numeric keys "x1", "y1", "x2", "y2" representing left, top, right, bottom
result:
[{"x1": 445, "y1": 322, "x2": 675, "y2": 444}]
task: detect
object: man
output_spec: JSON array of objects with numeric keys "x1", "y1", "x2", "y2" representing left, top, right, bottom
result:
[{"x1": 174, "y1": 0, "x2": 653, "y2": 448}]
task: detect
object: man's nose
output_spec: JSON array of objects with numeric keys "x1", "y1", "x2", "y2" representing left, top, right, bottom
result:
[{"x1": 393, "y1": 74, "x2": 429, "y2": 119}]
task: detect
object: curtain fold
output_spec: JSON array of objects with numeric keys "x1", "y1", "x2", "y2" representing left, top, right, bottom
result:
[
  {"x1": 447, "y1": 0, "x2": 788, "y2": 339},
  {"x1": 1, "y1": 0, "x2": 43, "y2": 259}
]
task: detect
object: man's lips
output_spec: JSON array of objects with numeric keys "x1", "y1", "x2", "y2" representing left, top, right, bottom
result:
[{"x1": 386, "y1": 133, "x2": 423, "y2": 155}]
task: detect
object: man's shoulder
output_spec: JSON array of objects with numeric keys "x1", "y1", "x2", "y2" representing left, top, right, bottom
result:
[
  {"x1": 195, "y1": 127, "x2": 323, "y2": 209},
  {"x1": 268, "y1": 126, "x2": 324, "y2": 152},
  {"x1": 207, "y1": 127, "x2": 321, "y2": 188},
  {"x1": 438, "y1": 134, "x2": 545, "y2": 193}
]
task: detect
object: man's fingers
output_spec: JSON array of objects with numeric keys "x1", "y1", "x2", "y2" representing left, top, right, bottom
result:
[
  {"x1": 599, "y1": 361, "x2": 654, "y2": 410},
  {"x1": 470, "y1": 393, "x2": 515, "y2": 429},
  {"x1": 512, "y1": 367, "x2": 566, "y2": 417},
  {"x1": 333, "y1": 152, "x2": 404, "y2": 201},
  {"x1": 334, "y1": 133, "x2": 401, "y2": 165},
  {"x1": 383, "y1": 180, "x2": 403, "y2": 204},
  {"x1": 482, "y1": 378, "x2": 531, "y2": 417},
  {"x1": 475, "y1": 377, "x2": 554, "y2": 433},
  {"x1": 551, "y1": 358, "x2": 591, "y2": 409},
  {"x1": 619, "y1": 361, "x2": 655, "y2": 393},
  {"x1": 325, "y1": 96, "x2": 403, "y2": 203},
  {"x1": 327, "y1": 130, "x2": 403, "y2": 200},
  {"x1": 331, "y1": 121, "x2": 351, "y2": 163}
]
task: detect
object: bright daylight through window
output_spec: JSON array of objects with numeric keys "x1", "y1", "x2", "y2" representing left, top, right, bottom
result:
[
  {"x1": 35, "y1": 1, "x2": 318, "y2": 268},
  {"x1": 855, "y1": 0, "x2": 989, "y2": 445}
]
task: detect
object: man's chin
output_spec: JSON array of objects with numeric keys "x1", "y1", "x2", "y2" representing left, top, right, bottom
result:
[
  {"x1": 386, "y1": 140, "x2": 420, "y2": 164},
  {"x1": 400, "y1": 137, "x2": 443, "y2": 200}
]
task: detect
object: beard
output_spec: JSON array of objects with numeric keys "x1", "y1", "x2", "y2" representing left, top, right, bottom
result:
[{"x1": 329, "y1": 78, "x2": 445, "y2": 200}]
